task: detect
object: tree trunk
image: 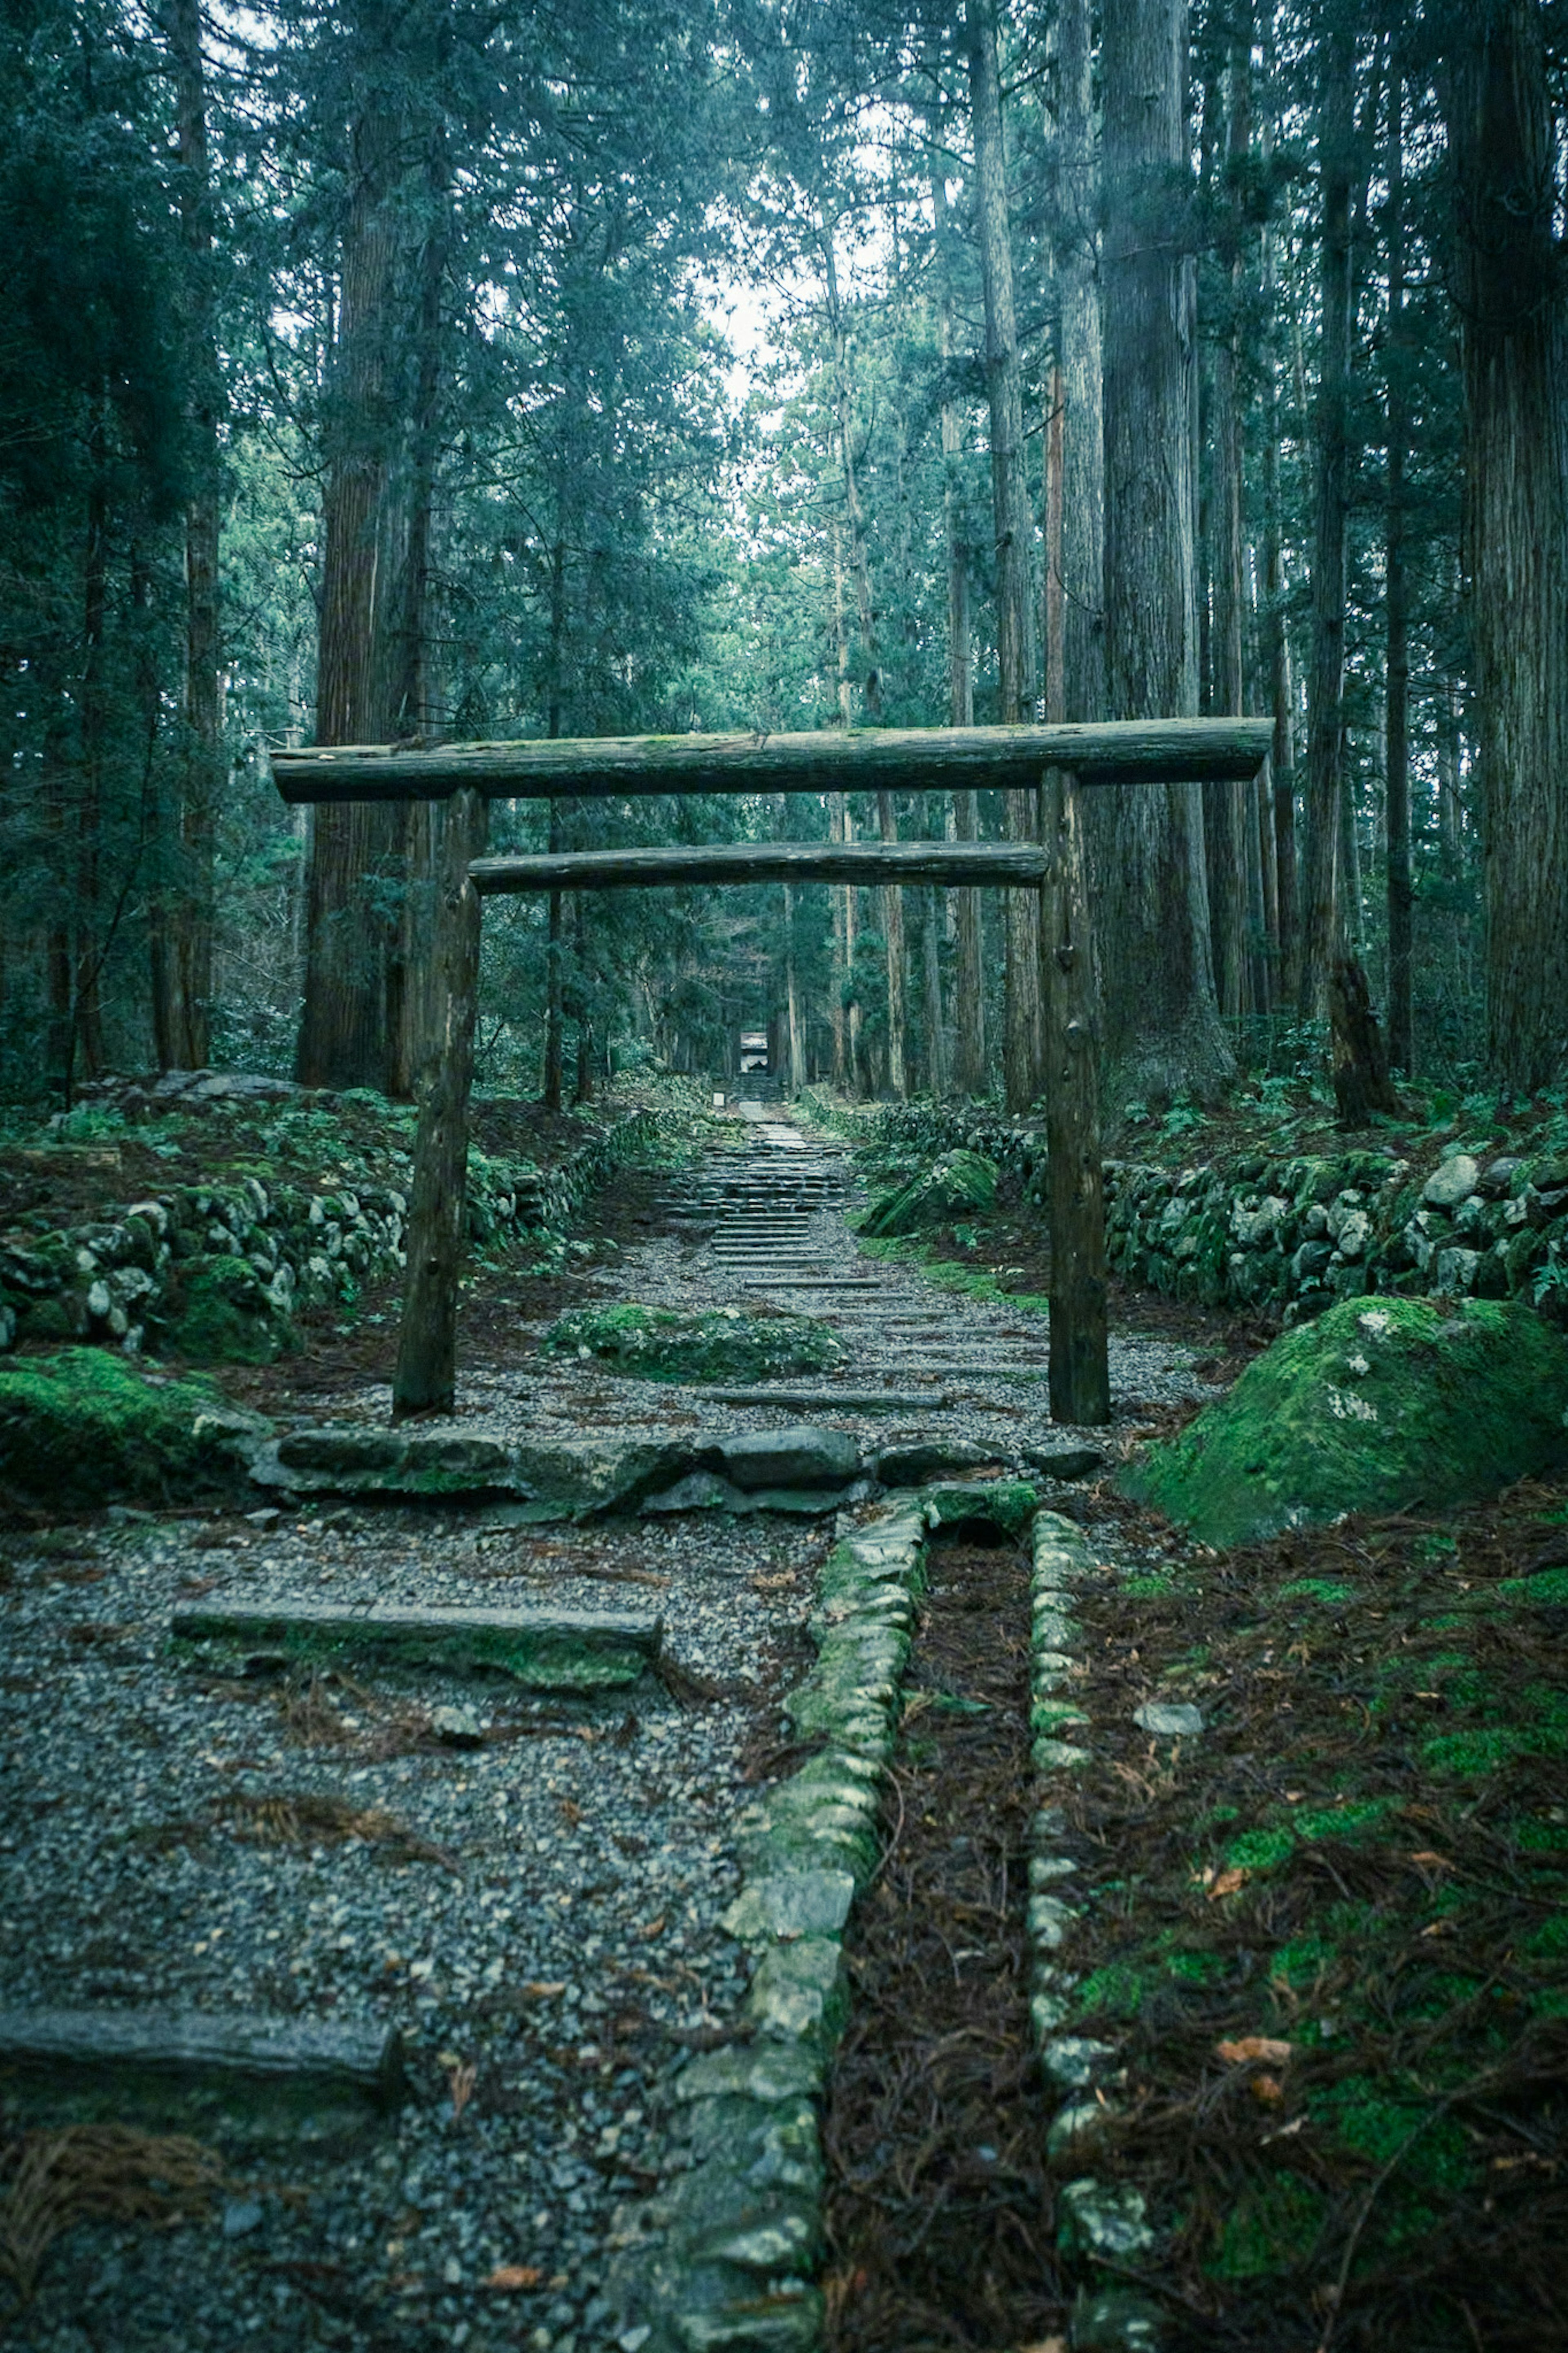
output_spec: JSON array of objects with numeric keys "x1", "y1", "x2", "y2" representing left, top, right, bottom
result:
[
  {"x1": 1384, "y1": 62, "x2": 1413, "y2": 1073},
  {"x1": 1442, "y1": 0, "x2": 1568, "y2": 1095},
  {"x1": 297, "y1": 42, "x2": 405, "y2": 1091},
  {"x1": 1056, "y1": 0, "x2": 1105, "y2": 727},
  {"x1": 393, "y1": 785, "x2": 486, "y2": 1418},
  {"x1": 1298, "y1": 17, "x2": 1356, "y2": 1016},
  {"x1": 784, "y1": 883, "x2": 805, "y2": 1094},
  {"x1": 829, "y1": 794, "x2": 849, "y2": 1086},
  {"x1": 1261, "y1": 3, "x2": 1298, "y2": 1003},
  {"x1": 951, "y1": 789, "x2": 986, "y2": 1094},
  {"x1": 877, "y1": 789, "x2": 907, "y2": 1096},
  {"x1": 1329, "y1": 952, "x2": 1401, "y2": 1126},
  {"x1": 968, "y1": 0, "x2": 1042, "y2": 1110},
  {"x1": 935, "y1": 181, "x2": 978, "y2": 1095},
  {"x1": 823, "y1": 233, "x2": 880, "y2": 718},
  {"x1": 1041, "y1": 767, "x2": 1110, "y2": 1423},
  {"x1": 921, "y1": 870, "x2": 948, "y2": 1098},
  {"x1": 1205, "y1": 26, "x2": 1252, "y2": 1024},
  {"x1": 160, "y1": 0, "x2": 219, "y2": 1072},
  {"x1": 1099, "y1": 0, "x2": 1233, "y2": 1105}
]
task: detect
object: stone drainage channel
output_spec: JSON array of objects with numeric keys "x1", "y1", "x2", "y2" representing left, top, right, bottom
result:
[{"x1": 0, "y1": 1111, "x2": 1206, "y2": 2351}]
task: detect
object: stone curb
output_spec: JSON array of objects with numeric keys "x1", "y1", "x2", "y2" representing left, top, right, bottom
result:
[
  {"x1": 606, "y1": 1483, "x2": 1046, "y2": 2353},
  {"x1": 1025, "y1": 1510, "x2": 1169, "y2": 2353}
]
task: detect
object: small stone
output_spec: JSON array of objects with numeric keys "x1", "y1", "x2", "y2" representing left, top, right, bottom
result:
[
  {"x1": 721, "y1": 1869, "x2": 855, "y2": 1947},
  {"x1": 222, "y1": 2198, "x2": 264, "y2": 2239},
  {"x1": 1133, "y1": 1702, "x2": 1202, "y2": 1739},
  {"x1": 1057, "y1": 2177, "x2": 1158, "y2": 2264},
  {"x1": 1423, "y1": 1153, "x2": 1481, "y2": 1209},
  {"x1": 1019, "y1": 1445, "x2": 1106, "y2": 1482},
  {"x1": 1042, "y1": 2036, "x2": 1117, "y2": 2089},
  {"x1": 430, "y1": 1704, "x2": 485, "y2": 1749}
]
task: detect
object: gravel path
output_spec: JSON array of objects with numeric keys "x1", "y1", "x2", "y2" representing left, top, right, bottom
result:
[{"x1": 0, "y1": 1109, "x2": 1210, "y2": 2347}]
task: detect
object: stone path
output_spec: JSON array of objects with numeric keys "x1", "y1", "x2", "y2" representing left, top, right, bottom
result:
[{"x1": 0, "y1": 1109, "x2": 1213, "y2": 2351}]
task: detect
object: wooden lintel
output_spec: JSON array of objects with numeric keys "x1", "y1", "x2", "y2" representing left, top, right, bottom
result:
[
  {"x1": 270, "y1": 717, "x2": 1273, "y2": 804},
  {"x1": 468, "y1": 840, "x2": 1050, "y2": 894}
]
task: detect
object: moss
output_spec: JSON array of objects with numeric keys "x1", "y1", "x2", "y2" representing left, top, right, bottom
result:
[
  {"x1": 1121, "y1": 1296, "x2": 1568, "y2": 1546},
  {"x1": 1277, "y1": 1577, "x2": 1356, "y2": 1607},
  {"x1": 537, "y1": 1301, "x2": 845, "y2": 1385},
  {"x1": 1074, "y1": 1961, "x2": 1147, "y2": 2021},
  {"x1": 1310, "y1": 2078, "x2": 1474, "y2": 2199},
  {"x1": 0, "y1": 1347, "x2": 265, "y2": 1507},
  {"x1": 859, "y1": 1149, "x2": 998, "y2": 1239},
  {"x1": 1223, "y1": 1827, "x2": 1297, "y2": 1873},
  {"x1": 163, "y1": 1259, "x2": 294, "y2": 1364},
  {"x1": 1205, "y1": 2174, "x2": 1327, "y2": 2279}
]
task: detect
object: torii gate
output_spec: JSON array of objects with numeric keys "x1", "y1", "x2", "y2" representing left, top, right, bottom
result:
[{"x1": 271, "y1": 718, "x2": 1271, "y2": 1429}]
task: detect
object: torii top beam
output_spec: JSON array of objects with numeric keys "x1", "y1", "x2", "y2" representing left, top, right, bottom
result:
[{"x1": 270, "y1": 717, "x2": 1272, "y2": 804}]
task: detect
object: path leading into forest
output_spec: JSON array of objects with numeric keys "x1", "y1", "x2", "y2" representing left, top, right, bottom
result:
[{"x1": 4, "y1": 1110, "x2": 1562, "y2": 2353}]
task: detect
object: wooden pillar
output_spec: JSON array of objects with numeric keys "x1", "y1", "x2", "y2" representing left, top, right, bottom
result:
[
  {"x1": 1040, "y1": 766, "x2": 1110, "y2": 1425},
  {"x1": 393, "y1": 785, "x2": 488, "y2": 1419}
]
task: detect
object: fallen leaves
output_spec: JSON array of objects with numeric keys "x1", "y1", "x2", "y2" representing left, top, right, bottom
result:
[
  {"x1": 1215, "y1": 2036, "x2": 1294, "y2": 2066},
  {"x1": 638, "y1": 1913, "x2": 667, "y2": 1941},
  {"x1": 483, "y1": 2264, "x2": 543, "y2": 2292},
  {"x1": 1202, "y1": 1865, "x2": 1250, "y2": 1900}
]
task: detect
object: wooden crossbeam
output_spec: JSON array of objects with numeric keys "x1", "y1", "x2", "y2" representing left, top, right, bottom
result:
[
  {"x1": 270, "y1": 716, "x2": 1271, "y2": 803},
  {"x1": 469, "y1": 840, "x2": 1048, "y2": 894},
  {"x1": 276, "y1": 715, "x2": 1275, "y2": 1434}
]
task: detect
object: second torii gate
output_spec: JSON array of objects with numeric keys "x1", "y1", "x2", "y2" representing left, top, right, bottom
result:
[{"x1": 271, "y1": 717, "x2": 1272, "y2": 1429}]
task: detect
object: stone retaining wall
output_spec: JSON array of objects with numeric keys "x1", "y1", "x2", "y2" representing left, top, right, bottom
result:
[
  {"x1": 798, "y1": 1093, "x2": 1568, "y2": 1323},
  {"x1": 0, "y1": 1102, "x2": 675, "y2": 1361}
]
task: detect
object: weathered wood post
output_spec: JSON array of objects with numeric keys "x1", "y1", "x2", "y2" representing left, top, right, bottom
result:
[
  {"x1": 1040, "y1": 764, "x2": 1111, "y2": 1425},
  {"x1": 393, "y1": 785, "x2": 488, "y2": 1418}
]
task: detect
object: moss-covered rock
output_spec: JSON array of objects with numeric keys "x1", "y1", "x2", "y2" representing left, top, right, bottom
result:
[
  {"x1": 1122, "y1": 1296, "x2": 1568, "y2": 1546},
  {"x1": 537, "y1": 1302, "x2": 845, "y2": 1384},
  {"x1": 162, "y1": 1258, "x2": 294, "y2": 1364},
  {"x1": 0, "y1": 1348, "x2": 268, "y2": 1508},
  {"x1": 859, "y1": 1149, "x2": 998, "y2": 1238}
]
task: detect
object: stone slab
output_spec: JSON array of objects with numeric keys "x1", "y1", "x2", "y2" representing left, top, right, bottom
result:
[
  {"x1": 0, "y1": 2008, "x2": 402, "y2": 2137},
  {"x1": 172, "y1": 1597, "x2": 661, "y2": 1689},
  {"x1": 716, "y1": 1426, "x2": 862, "y2": 1490},
  {"x1": 702, "y1": 1388, "x2": 953, "y2": 1409}
]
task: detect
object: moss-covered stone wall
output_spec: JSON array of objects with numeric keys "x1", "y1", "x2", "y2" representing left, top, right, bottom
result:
[
  {"x1": 0, "y1": 1100, "x2": 676, "y2": 1362},
  {"x1": 798, "y1": 1093, "x2": 1568, "y2": 1321}
]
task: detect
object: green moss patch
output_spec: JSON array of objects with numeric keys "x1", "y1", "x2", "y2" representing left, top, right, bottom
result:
[
  {"x1": 859, "y1": 1149, "x2": 997, "y2": 1239},
  {"x1": 0, "y1": 1348, "x2": 266, "y2": 1508},
  {"x1": 538, "y1": 1301, "x2": 845, "y2": 1385},
  {"x1": 1122, "y1": 1296, "x2": 1568, "y2": 1546},
  {"x1": 163, "y1": 1258, "x2": 295, "y2": 1364}
]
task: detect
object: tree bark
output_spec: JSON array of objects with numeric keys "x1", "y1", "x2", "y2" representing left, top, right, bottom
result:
[
  {"x1": 158, "y1": 0, "x2": 219, "y2": 1072},
  {"x1": 1041, "y1": 767, "x2": 1110, "y2": 1423},
  {"x1": 1298, "y1": 16, "x2": 1356, "y2": 1017},
  {"x1": 1205, "y1": 25, "x2": 1253, "y2": 1024},
  {"x1": 968, "y1": 0, "x2": 1042, "y2": 1108},
  {"x1": 823, "y1": 231, "x2": 880, "y2": 718},
  {"x1": 1056, "y1": 0, "x2": 1105, "y2": 727},
  {"x1": 951, "y1": 788, "x2": 987, "y2": 1094},
  {"x1": 1384, "y1": 63, "x2": 1412, "y2": 1071},
  {"x1": 877, "y1": 789, "x2": 908, "y2": 1095},
  {"x1": 1442, "y1": 0, "x2": 1568, "y2": 1095},
  {"x1": 393, "y1": 786, "x2": 487, "y2": 1419},
  {"x1": 1099, "y1": 0, "x2": 1233, "y2": 1105},
  {"x1": 297, "y1": 28, "x2": 406, "y2": 1091}
]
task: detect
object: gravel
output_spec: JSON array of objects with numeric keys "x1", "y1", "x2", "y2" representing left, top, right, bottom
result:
[
  {"x1": 0, "y1": 1114, "x2": 1211, "y2": 2347},
  {"x1": 0, "y1": 1500, "x2": 820, "y2": 2349}
]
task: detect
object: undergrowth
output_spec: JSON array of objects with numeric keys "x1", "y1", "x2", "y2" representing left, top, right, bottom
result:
[{"x1": 1063, "y1": 1474, "x2": 1568, "y2": 2349}]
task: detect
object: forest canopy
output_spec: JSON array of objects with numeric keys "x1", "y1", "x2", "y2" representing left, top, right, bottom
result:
[{"x1": 4, "y1": 0, "x2": 1566, "y2": 1115}]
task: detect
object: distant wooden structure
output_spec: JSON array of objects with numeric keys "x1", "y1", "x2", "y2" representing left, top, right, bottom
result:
[{"x1": 270, "y1": 718, "x2": 1271, "y2": 1429}]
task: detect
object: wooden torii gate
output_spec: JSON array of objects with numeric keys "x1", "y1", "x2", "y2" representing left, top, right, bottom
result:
[{"x1": 271, "y1": 717, "x2": 1271, "y2": 1429}]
